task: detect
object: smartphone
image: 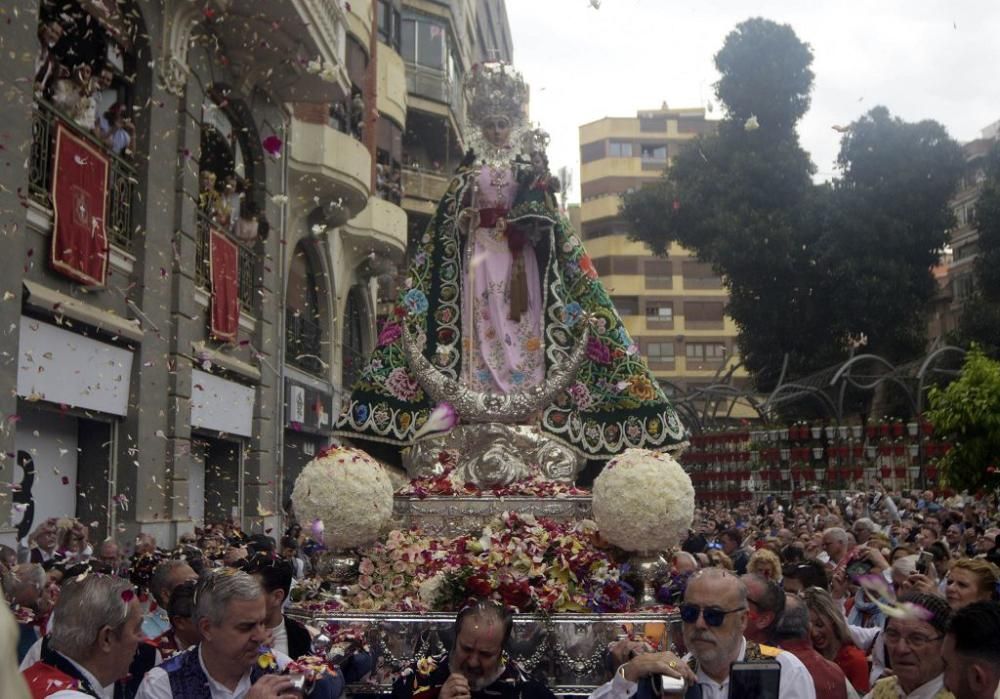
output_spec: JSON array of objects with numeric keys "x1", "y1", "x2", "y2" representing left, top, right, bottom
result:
[
  {"x1": 846, "y1": 558, "x2": 875, "y2": 579},
  {"x1": 728, "y1": 661, "x2": 781, "y2": 699},
  {"x1": 916, "y1": 552, "x2": 933, "y2": 575}
]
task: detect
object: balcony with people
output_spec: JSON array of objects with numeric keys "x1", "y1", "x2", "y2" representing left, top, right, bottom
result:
[
  {"x1": 193, "y1": 100, "x2": 267, "y2": 340},
  {"x1": 29, "y1": 2, "x2": 140, "y2": 267}
]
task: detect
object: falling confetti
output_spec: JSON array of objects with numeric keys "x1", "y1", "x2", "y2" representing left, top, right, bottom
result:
[{"x1": 262, "y1": 135, "x2": 283, "y2": 157}]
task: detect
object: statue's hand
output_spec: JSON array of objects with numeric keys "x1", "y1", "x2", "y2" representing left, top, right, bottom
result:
[{"x1": 456, "y1": 207, "x2": 480, "y2": 236}]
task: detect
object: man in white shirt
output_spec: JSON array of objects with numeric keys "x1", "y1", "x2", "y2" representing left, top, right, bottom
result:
[
  {"x1": 589, "y1": 568, "x2": 816, "y2": 699},
  {"x1": 863, "y1": 592, "x2": 953, "y2": 699},
  {"x1": 22, "y1": 573, "x2": 144, "y2": 698},
  {"x1": 135, "y1": 568, "x2": 342, "y2": 699}
]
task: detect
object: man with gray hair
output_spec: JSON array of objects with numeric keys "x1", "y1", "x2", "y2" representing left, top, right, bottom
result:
[
  {"x1": 822, "y1": 527, "x2": 850, "y2": 566},
  {"x1": 142, "y1": 560, "x2": 198, "y2": 640},
  {"x1": 851, "y1": 519, "x2": 877, "y2": 546},
  {"x1": 22, "y1": 573, "x2": 144, "y2": 698},
  {"x1": 136, "y1": 568, "x2": 343, "y2": 698},
  {"x1": 774, "y1": 593, "x2": 850, "y2": 699},
  {"x1": 2, "y1": 562, "x2": 50, "y2": 662}
]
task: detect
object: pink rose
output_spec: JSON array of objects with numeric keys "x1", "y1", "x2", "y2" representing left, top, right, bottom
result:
[
  {"x1": 370, "y1": 583, "x2": 386, "y2": 597},
  {"x1": 359, "y1": 559, "x2": 376, "y2": 575},
  {"x1": 358, "y1": 574, "x2": 373, "y2": 590}
]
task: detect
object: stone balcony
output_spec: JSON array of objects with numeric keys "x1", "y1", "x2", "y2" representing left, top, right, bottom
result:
[{"x1": 289, "y1": 106, "x2": 372, "y2": 225}]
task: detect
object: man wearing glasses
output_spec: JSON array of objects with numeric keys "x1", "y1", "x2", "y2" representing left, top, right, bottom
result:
[
  {"x1": 590, "y1": 568, "x2": 816, "y2": 698},
  {"x1": 862, "y1": 592, "x2": 953, "y2": 699}
]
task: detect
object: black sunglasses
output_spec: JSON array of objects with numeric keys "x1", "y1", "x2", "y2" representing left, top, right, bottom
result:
[{"x1": 679, "y1": 603, "x2": 746, "y2": 627}]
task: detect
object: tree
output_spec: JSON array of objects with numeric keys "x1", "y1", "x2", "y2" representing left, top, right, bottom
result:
[
  {"x1": 955, "y1": 142, "x2": 1000, "y2": 354},
  {"x1": 622, "y1": 17, "x2": 963, "y2": 393},
  {"x1": 925, "y1": 347, "x2": 1000, "y2": 492},
  {"x1": 824, "y1": 107, "x2": 964, "y2": 361}
]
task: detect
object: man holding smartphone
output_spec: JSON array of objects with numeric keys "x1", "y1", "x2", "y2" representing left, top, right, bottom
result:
[{"x1": 589, "y1": 569, "x2": 816, "y2": 699}]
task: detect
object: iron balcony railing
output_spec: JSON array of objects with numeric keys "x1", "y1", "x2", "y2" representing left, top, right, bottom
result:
[
  {"x1": 29, "y1": 99, "x2": 137, "y2": 251},
  {"x1": 195, "y1": 211, "x2": 257, "y2": 315}
]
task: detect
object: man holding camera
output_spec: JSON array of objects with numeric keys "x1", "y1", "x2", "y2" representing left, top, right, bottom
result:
[{"x1": 590, "y1": 569, "x2": 815, "y2": 699}]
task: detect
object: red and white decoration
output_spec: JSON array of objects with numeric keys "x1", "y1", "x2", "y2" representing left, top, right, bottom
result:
[
  {"x1": 50, "y1": 123, "x2": 109, "y2": 286},
  {"x1": 209, "y1": 226, "x2": 239, "y2": 341}
]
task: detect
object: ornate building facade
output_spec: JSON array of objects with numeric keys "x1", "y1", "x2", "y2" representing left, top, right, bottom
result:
[{"x1": 0, "y1": 0, "x2": 511, "y2": 550}]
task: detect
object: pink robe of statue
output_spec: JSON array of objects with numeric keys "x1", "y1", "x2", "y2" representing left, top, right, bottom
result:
[{"x1": 462, "y1": 164, "x2": 545, "y2": 393}]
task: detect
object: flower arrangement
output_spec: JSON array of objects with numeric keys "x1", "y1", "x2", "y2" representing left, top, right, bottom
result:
[
  {"x1": 591, "y1": 448, "x2": 695, "y2": 553},
  {"x1": 293, "y1": 512, "x2": 641, "y2": 614},
  {"x1": 290, "y1": 446, "x2": 395, "y2": 550},
  {"x1": 396, "y1": 462, "x2": 589, "y2": 499}
]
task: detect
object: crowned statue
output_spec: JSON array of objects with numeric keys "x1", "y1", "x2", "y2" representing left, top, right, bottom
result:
[{"x1": 335, "y1": 63, "x2": 687, "y2": 485}]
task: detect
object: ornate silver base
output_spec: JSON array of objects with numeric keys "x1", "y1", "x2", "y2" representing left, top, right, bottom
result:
[
  {"x1": 403, "y1": 423, "x2": 582, "y2": 486},
  {"x1": 314, "y1": 550, "x2": 361, "y2": 604},
  {"x1": 392, "y1": 495, "x2": 593, "y2": 537},
  {"x1": 623, "y1": 551, "x2": 670, "y2": 608}
]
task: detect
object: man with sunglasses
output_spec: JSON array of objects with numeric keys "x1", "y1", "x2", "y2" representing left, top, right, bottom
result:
[{"x1": 590, "y1": 569, "x2": 815, "y2": 698}]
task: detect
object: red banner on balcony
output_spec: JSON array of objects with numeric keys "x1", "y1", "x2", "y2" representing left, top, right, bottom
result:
[
  {"x1": 209, "y1": 228, "x2": 239, "y2": 342},
  {"x1": 51, "y1": 123, "x2": 109, "y2": 287}
]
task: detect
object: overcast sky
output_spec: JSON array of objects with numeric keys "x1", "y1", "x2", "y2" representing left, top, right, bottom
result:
[{"x1": 505, "y1": 0, "x2": 1000, "y2": 203}]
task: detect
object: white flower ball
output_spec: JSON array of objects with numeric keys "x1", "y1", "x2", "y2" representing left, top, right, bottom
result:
[
  {"x1": 290, "y1": 446, "x2": 395, "y2": 550},
  {"x1": 592, "y1": 448, "x2": 695, "y2": 552}
]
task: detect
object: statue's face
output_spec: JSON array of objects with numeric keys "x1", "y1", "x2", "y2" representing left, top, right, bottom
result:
[{"x1": 481, "y1": 115, "x2": 512, "y2": 147}]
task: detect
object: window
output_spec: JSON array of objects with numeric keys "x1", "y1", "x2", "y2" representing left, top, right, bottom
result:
[
  {"x1": 639, "y1": 117, "x2": 667, "y2": 132},
  {"x1": 683, "y1": 261, "x2": 722, "y2": 288},
  {"x1": 580, "y1": 141, "x2": 605, "y2": 163},
  {"x1": 645, "y1": 260, "x2": 672, "y2": 288},
  {"x1": 593, "y1": 257, "x2": 612, "y2": 276},
  {"x1": 611, "y1": 296, "x2": 639, "y2": 316},
  {"x1": 641, "y1": 144, "x2": 667, "y2": 161},
  {"x1": 953, "y1": 275, "x2": 975, "y2": 301},
  {"x1": 684, "y1": 301, "x2": 725, "y2": 323},
  {"x1": 686, "y1": 343, "x2": 727, "y2": 361},
  {"x1": 377, "y1": 1, "x2": 402, "y2": 52},
  {"x1": 401, "y1": 15, "x2": 445, "y2": 70},
  {"x1": 647, "y1": 342, "x2": 675, "y2": 361},
  {"x1": 646, "y1": 302, "x2": 673, "y2": 322},
  {"x1": 608, "y1": 141, "x2": 633, "y2": 158}
]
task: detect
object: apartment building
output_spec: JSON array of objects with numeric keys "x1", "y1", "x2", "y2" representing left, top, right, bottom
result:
[{"x1": 578, "y1": 104, "x2": 748, "y2": 402}]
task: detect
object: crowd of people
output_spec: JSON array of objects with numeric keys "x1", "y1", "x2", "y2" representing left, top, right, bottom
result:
[
  {"x1": 2, "y1": 481, "x2": 999, "y2": 698},
  {"x1": 636, "y1": 482, "x2": 1000, "y2": 698},
  {"x1": 34, "y1": 14, "x2": 134, "y2": 157}
]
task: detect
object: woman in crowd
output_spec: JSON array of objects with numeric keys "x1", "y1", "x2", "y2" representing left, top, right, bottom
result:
[
  {"x1": 803, "y1": 587, "x2": 871, "y2": 694},
  {"x1": 748, "y1": 547, "x2": 783, "y2": 582},
  {"x1": 944, "y1": 557, "x2": 1000, "y2": 609}
]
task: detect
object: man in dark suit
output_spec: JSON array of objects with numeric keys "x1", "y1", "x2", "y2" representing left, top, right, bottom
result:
[{"x1": 242, "y1": 553, "x2": 311, "y2": 658}]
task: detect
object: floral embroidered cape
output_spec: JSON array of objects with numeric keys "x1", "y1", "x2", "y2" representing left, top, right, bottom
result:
[
  {"x1": 335, "y1": 160, "x2": 687, "y2": 463},
  {"x1": 867, "y1": 676, "x2": 954, "y2": 699}
]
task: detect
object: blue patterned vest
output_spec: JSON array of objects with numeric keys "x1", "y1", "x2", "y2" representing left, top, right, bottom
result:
[{"x1": 161, "y1": 646, "x2": 270, "y2": 698}]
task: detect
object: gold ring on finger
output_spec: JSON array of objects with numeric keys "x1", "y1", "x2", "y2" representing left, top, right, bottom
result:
[{"x1": 668, "y1": 660, "x2": 677, "y2": 669}]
